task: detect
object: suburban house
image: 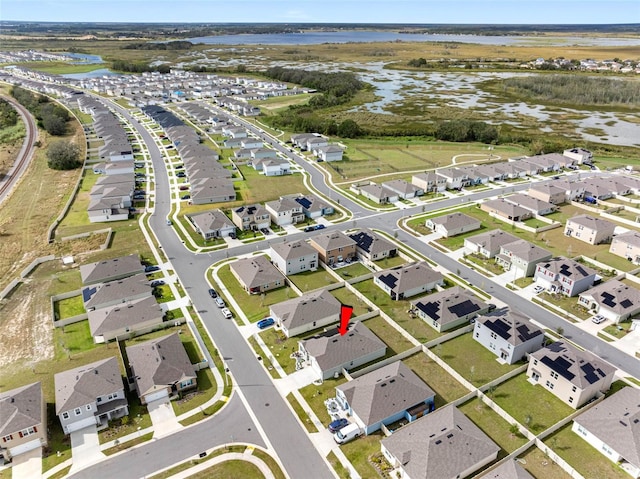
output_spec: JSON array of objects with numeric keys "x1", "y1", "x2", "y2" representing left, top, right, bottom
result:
[
  {"x1": 473, "y1": 310, "x2": 545, "y2": 364},
  {"x1": 572, "y1": 387, "x2": 640, "y2": 479},
  {"x1": 316, "y1": 145, "x2": 344, "y2": 162},
  {"x1": 464, "y1": 230, "x2": 519, "y2": 259},
  {"x1": 230, "y1": 255, "x2": 286, "y2": 294},
  {"x1": 382, "y1": 179, "x2": 424, "y2": 199},
  {"x1": 188, "y1": 209, "x2": 236, "y2": 240},
  {"x1": 381, "y1": 404, "x2": 500, "y2": 479},
  {"x1": 426, "y1": 212, "x2": 481, "y2": 237},
  {"x1": 82, "y1": 273, "x2": 152, "y2": 311},
  {"x1": 298, "y1": 322, "x2": 387, "y2": 380},
  {"x1": 357, "y1": 183, "x2": 399, "y2": 204},
  {"x1": 348, "y1": 229, "x2": 397, "y2": 262},
  {"x1": 610, "y1": 230, "x2": 640, "y2": 263},
  {"x1": 309, "y1": 231, "x2": 357, "y2": 266},
  {"x1": 126, "y1": 333, "x2": 197, "y2": 405},
  {"x1": 411, "y1": 286, "x2": 490, "y2": 332},
  {"x1": 527, "y1": 341, "x2": 615, "y2": 408},
  {"x1": 231, "y1": 204, "x2": 271, "y2": 231},
  {"x1": 335, "y1": 361, "x2": 435, "y2": 436},
  {"x1": 265, "y1": 197, "x2": 305, "y2": 226},
  {"x1": 270, "y1": 240, "x2": 318, "y2": 276},
  {"x1": 528, "y1": 183, "x2": 567, "y2": 205},
  {"x1": 80, "y1": 254, "x2": 144, "y2": 285},
  {"x1": 564, "y1": 215, "x2": 616, "y2": 245},
  {"x1": 290, "y1": 133, "x2": 318, "y2": 150},
  {"x1": 190, "y1": 177, "x2": 236, "y2": 205},
  {"x1": 54, "y1": 357, "x2": 129, "y2": 434},
  {"x1": 0, "y1": 382, "x2": 47, "y2": 462},
  {"x1": 411, "y1": 172, "x2": 446, "y2": 193},
  {"x1": 436, "y1": 167, "x2": 469, "y2": 189},
  {"x1": 551, "y1": 179, "x2": 586, "y2": 201},
  {"x1": 503, "y1": 193, "x2": 557, "y2": 216},
  {"x1": 294, "y1": 194, "x2": 334, "y2": 219},
  {"x1": 578, "y1": 280, "x2": 640, "y2": 323},
  {"x1": 563, "y1": 148, "x2": 593, "y2": 165},
  {"x1": 270, "y1": 289, "x2": 341, "y2": 338},
  {"x1": 533, "y1": 257, "x2": 597, "y2": 297},
  {"x1": 478, "y1": 460, "x2": 535, "y2": 479},
  {"x1": 87, "y1": 296, "x2": 165, "y2": 343},
  {"x1": 255, "y1": 157, "x2": 291, "y2": 177},
  {"x1": 495, "y1": 239, "x2": 553, "y2": 278},
  {"x1": 481, "y1": 198, "x2": 533, "y2": 222},
  {"x1": 374, "y1": 262, "x2": 444, "y2": 301}
]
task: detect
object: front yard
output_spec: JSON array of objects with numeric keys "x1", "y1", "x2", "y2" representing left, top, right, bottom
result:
[
  {"x1": 538, "y1": 292, "x2": 592, "y2": 320},
  {"x1": 299, "y1": 377, "x2": 347, "y2": 427}
]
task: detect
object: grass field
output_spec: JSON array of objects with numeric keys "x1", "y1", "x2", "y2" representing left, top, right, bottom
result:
[
  {"x1": 403, "y1": 352, "x2": 470, "y2": 408},
  {"x1": 54, "y1": 294, "x2": 86, "y2": 320},
  {"x1": 187, "y1": 460, "x2": 263, "y2": 478},
  {"x1": 362, "y1": 315, "x2": 416, "y2": 354},
  {"x1": 519, "y1": 446, "x2": 573, "y2": 479},
  {"x1": 288, "y1": 268, "x2": 338, "y2": 292}
]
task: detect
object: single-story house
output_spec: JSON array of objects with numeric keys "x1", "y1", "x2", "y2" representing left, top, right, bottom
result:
[
  {"x1": 481, "y1": 198, "x2": 532, "y2": 222},
  {"x1": 189, "y1": 209, "x2": 237, "y2": 240},
  {"x1": 382, "y1": 179, "x2": 424, "y2": 199},
  {"x1": 578, "y1": 280, "x2": 640, "y2": 323},
  {"x1": 426, "y1": 212, "x2": 481, "y2": 237},
  {"x1": 0, "y1": 382, "x2": 47, "y2": 461},
  {"x1": 82, "y1": 273, "x2": 152, "y2": 311},
  {"x1": 294, "y1": 195, "x2": 334, "y2": 219},
  {"x1": 80, "y1": 254, "x2": 144, "y2": 286},
  {"x1": 411, "y1": 287, "x2": 490, "y2": 332},
  {"x1": 87, "y1": 296, "x2": 165, "y2": 343},
  {"x1": 230, "y1": 255, "x2": 286, "y2": 295},
  {"x1": 503, "y1": 193, "x2": 557, "y2": 216},
  {"x1": 190, "y1": 177, "x2": 236, "y2": 205},
  {"x1": 348, "y1": 229, "x2": 397, "y2": 262},
  {"x1": 270, "y1": 288, "x2": 341, "y2": 338},
  {"x1": 374, "y1": 262, "x2": 443, "y2": 301},
  {"x1": 464, "y1": 230, "x2": 519, "y2": 259},
  {"x1": 358, "y1": 184, "x2": 399, "y2": 204}
]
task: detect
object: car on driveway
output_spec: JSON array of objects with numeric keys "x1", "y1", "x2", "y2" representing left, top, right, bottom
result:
[
  {"x1": 208, "y1": 288, "x2": 218, "y2": 298},
  {"x1": 257, "y1": 317, "x2": 275, "y2": 329},
  {"x1": 328, "y1": 418, "x2": 349, "y2": 433},
  {"x1": 181, "y1": 194, "x2": 191, "y2": 200},
  {"x1": 260, "y1": 227, "x2": 270, "y2": 235},
  {"x1": 592, "y1": 314, "x2": 606, "y2": 324},
  {"x1": 221, "y1": 308, "x2": 233, "y2": 319},
  {"x1": 150, "y1": 280, "x2": 165, "y2": 287},
  {"x1": 533, "y1": 285, "x2": 544, "y2": 294}
]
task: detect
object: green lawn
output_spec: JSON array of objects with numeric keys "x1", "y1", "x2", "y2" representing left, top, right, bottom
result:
[
  {"x1": 54, "y1": 320, "x2": 97, "y2": 358},
  {"x1": 403, "y1": 352, "x2": 469, "y2": 408},
  {"x1": 334, "y1": 262, "x2": 372, "y2": 279},
  {"x1": 330, "y1": 287, "x2": 370, "y2": 317},
  {"x1": 187, "y1": 460, "x2": 263, "y2": 478},
  {"x1": 327, "y1": 451, "x2": 350, "y2": 479},
  {"x1": 171, "y1": 368, "x2": 217, "y2": 416},
  {"x1": 432, "y1": 333, "x2": 522, "y2": 387},
  {"x1": 353, "y1": 279, "x2": 442, "y2": 343},
  {"x1": 154, "y1": 284, "x2": 176, "y2": 303},
  {"x1": 603, "y1": 322, "x2": 632, "y2": 339},
  {"x1": 436, "y1": 225, "x2": 490, "y2": 251},
  {"x1": 215, "y1": 264, "x2": 299, "y2": 322},
  {"x1": 374, "y1": 254, "x2": 408, "y2": 269},
  {"x1": 491, "y1": 373, "x2": 574, "y2": 433},
  {"x1": 464, "y1": 253, "x2": 506, "y2": 276},
  {"x1": 544, "y1": 423, "x2": 629, "y2": 479},
  {"x1": 519, "y1": 446, "x2": 572, "y2": 479},
  {"x1": 341, "y1": 432, "x2": 386, "y2": 479},
  {"x1": 362, "y1": 315, "x2": 416, "y2": 354},
  {"x1": 538, "y1": 292, "x2": 591, "y2": 320},
  {"x1": 286, "y1": 392, "x2": 318, "y2": 433},
  {"x1": 288, "y1": 269, "x2": 338, "y2": 292},
  {"x1": 258, "y1": 328, "x2": 305, "y2": 375},
  {"x1": 299, "y1": 377, "x2": 347, "y2": 427}
]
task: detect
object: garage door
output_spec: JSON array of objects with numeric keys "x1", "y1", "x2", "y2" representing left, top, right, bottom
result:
[
  {"x1": 66, "y1": 417, "x2": 97, "y2": 433},
  {"x1": 144, "y1": 389, "x2": 169, "y2": 404},
  {"x1": 9, "y1": 438, "x2": 41, "y2": 457}
]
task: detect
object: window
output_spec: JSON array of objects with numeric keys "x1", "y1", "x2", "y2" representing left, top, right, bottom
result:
[
  {"x1": 62, "y1": 412, "x2": 69, "y2": 420},
  {"x1": 572, "y1": 386, "x2": 577, "y2": 392},
  {"x1": 86, "y1": 404, "x2": 92, "y2": 411},
  {"x1": 545, "y1": 380, "x2": 555, "y2": 389},
  {"x1": 97, "y1": 397, "x2": 103, "y2": 403},
  {"x1": 533, "y1": 359, "x2": 538, "y2": 366},
  {"x1": 569, "y1": 397, "x2": 574, "y2": 404},
  {"x1": 475, "y1": 332, "x2": 479, "y2": 338},
  {"x1": 2, "y1": 435, "x2": 13, "y2": 442},
  {"x1": 21, "y1": 427, "x2": 36, "y2": 437},
  {"x1": 74, "y1": 408, "x2": 82, "y2": 416},
  {"x1": 550, "y1": 372, "x2": 559, "y2": 380}
]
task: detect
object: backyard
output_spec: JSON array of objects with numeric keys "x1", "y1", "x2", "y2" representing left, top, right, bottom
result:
[
  {"x1": 361, "y1": 315, "x2": 417, "y2": 355},
  {"x1": 288, "y1": 268, "x2": 338, "y2": 292}
]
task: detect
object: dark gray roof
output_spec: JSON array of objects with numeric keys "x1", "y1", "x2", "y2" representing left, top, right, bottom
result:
[
  {"x1": 271, "y1": 240, "x2": 318, "y2": 262},
  {"x1": 348, "y1": 229, "x2": 395, "y2": 256},
  {"x1": 479, "y1": 460, "x2": 534, "y2": 479},
  {"x1": 83, "y1": 273, "x2": 152, "y2": 309},
  {"x1": 271, "y1": 289, "x2": 340, "y2": 332},
  {"x1": 80, "y1": 254, "x2": 143, "y2": 285},
  {"x1": 230, "y1": 255, "x2": 285, "y2": 289},
  {"x1": 477, "y1": 310, "x2": 544, "y2": 346},
  {"x1": 0, "y1": 382, "x2": 43, "y2": 436},
  {"x1": 412, "y1": 287, "x2": 488, "y2": 326},
  {"x1": 87, "y1": 296, "x2": 164, "y2": 337},
  {"x1": 374, "y1": 262, "x2": 443, "y2": 295}
]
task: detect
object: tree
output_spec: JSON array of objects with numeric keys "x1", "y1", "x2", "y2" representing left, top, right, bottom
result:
[
  {"x1": 337, "y1": 119, "x2": 361, "y2": 138},
  {"x1": 46, "y1": 140, "x2": 81, "y2": 170}
]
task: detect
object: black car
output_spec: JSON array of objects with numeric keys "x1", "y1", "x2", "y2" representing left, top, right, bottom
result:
[
  {"x1": 304, "y1": 226, "x2": 315, "y2": 232},
  {"x1": 176, "y1": 172, "x2": 186, "y2": 178},
  {"x1": 181, "y1": 194, "x2": 191, "y2": 200},
  {"x1": 144, "y1": 265, "x2": 160, "y2": 273},
  {"x1": 260, "y1": 227, "x2": 270, "y2": 235},
  {"x1": 208, "y1": 288, "x2": 218, "y2": 298},
  {"x1": 150, "y1": 280, "x2": 165, "y2": 287}
]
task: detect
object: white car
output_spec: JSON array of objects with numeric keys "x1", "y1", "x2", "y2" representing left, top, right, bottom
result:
[
  {"x1": 592, "y1": 314, "x2": 606, "y2": 324},
  {"x1": 221, "y1": 308, "x2": 233, "y2": 319},
  {"x1": 533, "y1": 285, "x2": 544, "y2": 294}
]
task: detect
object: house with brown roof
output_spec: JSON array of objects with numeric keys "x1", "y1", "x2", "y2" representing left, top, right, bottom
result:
[
  {"x1": 572, "y1": 387, "x2": 640, "y2": 478},
  {"x1": 231, "y1": 204, "x2": 271, "y2": 231},
  {"x1": 87, "y1": 296, "x2": 165, "y2": 344},
  {"x1": 610, "y1": 230, "x2": 640, "y2": 264},
  {"x1": 381, "y1": 404, "x2": 500, "y2": 479},
  {"x1": 309, "y1": 231, "x2": 357, "y2": 266},
  {"x1": 55, "y1": 357, "x2": 128, "y2": 434},
  {"x1": 534, "y1": 257, "x2": 597, "y2": 297},
  {"x1": 270, "y1": 240, "x2": 318, "y2": 276},
  {"x1": 411, "y1": 286, "x2": 490, "y2": 332},
  {"x1": 464, "y1": 230, "x2": 519, "y2": 258},
  {"x1": 481, "y1": 198, "x2": 533, "y2": 222},
  {"x1": 188, "y1": 209, "x2": 236, "y2": 240},
  {"x1": 0, "y1": 382, "x2": 47, "y2": 461},
  {"x1": 126, "y1": 333, "x2": 197, "y2": 405},
  {"x1": 348, "y1": 229, "x2": 397, "y2": 262},
  {"x1": 527, "y1": 341, "x2": 615, "y2": 408},
  {"x1": 298, "y1": 322, "x2": 387, "y2": 380},
  {"x1": 495, "y1": 239, "x2": 552, "y2": 278},
  {"x1": 426, "y1": 212, "x2": 481, "y2": 237},
  {"x1": 578, "y1": 280, "x2": 640, "y2": 323},
  {"x1": 230, "y1": 255, "x2": 286, "y2": 294},
  {"x1": 335, "y1": 361, "x2": 435, "y2": 435},
  {"x1": 270, "y1": 289, "x2": 341, "y2": 338},
  {"x1": 411, "y1": 172, "x2": 446, "y2": 193},
  {"x1": 473, "y1": 310, "x2": 545, "y2": 364},
  {"x1": 80, "y1": 254, "x2": 143, "y2": 285},
  {"x1": 564, "y1": 215, "x2": 616, "y2": 245},
  {"x1": 374, "y1": 262, "x2": 443, "y2": 301}
]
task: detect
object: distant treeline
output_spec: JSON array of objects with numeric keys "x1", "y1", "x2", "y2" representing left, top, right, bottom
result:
[
  {"x1": 11, "y1": 86, "x2": 70, "y2": 136},
  {"x1": 122, "y1": 41, "x2": 194, "y2": 50},
  {"x1": 0, "y1": 99, "x2": 18, "y2": 129},
  {"x1": 111, "y1": 60, "x2": 171, "y2": 74},
  {"x1": 502, "y1": 75, "x2": 640, "y2": 106}
]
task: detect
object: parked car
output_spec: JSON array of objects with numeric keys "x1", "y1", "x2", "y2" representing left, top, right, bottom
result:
[
  {"x1": 257, "y1": 317, "x2": 275, "y2": 330},
  {"x1": 175, "y1": 164, "x2": 184, "y2": 169},
  {"x1": 315, "y1": 224, "x2": 326, "y2": 230},
  {"x1": 215, "y1": 297, "x2": 226, "y2": 308},
  {"x1": 221, "y1": 308, "x2": 233, "y2": 319},
  {"x1": 208, "y1": 288, "x2": 218, "y2": 298},
  {"x1": 328, "y1": 418, "x2": 349, "y2": 434},
  {"x1": 533, "y1": 285, "x2": 544, "y2": 294},
  {"x1": 166, "y1": 219, "x2": 172, "y2": 226},
  {"x1": 144, "y1": 265, "x2": 160, "y2": 273},
  {"x1": 176, "y1": 172, "x2": 186, "y2": 178},
  {"x1": 260, "y1": 227, "x2": 270, "y2": 235},
  {"x1": 133, "y1": 195, "x2": 145, "y2": 200},
  {"x1": 304, "y1": 226, "x2": 315, "y2": 232},
  {"x1": 150, "y1": 280, "x2": 165, "y2": 287},
  {"x1": 592, "y1": 314, "x2": 606, "y2": 324},
  {"x1": 179, "y1": 185, "x2": 189, "y2": 191},
  {"x1": 181, "y1": 194, "x2": 191, "y2": 200},
  {"x1": 229, "y1": 232, "x2": 237, "y2": 239}
]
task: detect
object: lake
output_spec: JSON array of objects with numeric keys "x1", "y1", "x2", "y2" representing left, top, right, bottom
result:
[{"x1": 62, "y1": 68, "x2": 119, "y2": 79}]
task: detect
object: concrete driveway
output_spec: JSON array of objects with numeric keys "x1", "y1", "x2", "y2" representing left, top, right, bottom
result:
[
  {"x1": 148, "y1": 397, "x2": 182, "y2": 437},
  {"x1": 70, "y1": 425, "x2": 105, "y2": 473},
  {"x1": 10, "y1": 447, "x2": 42, "y2": 479}
]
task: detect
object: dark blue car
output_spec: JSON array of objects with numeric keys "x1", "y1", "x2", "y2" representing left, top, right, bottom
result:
[
  {"x1": 257, "y1": 317, "x2": 275, "y2": 329},
  {"x1": 328, "y1": 418, "x2": 349, "y2": 433}
]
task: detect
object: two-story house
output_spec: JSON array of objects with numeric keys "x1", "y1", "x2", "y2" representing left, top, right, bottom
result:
[
  {"x1": 609, "y1": 230, "x2": 640, "y2": 264},
  {"x1": 309, "y1": 231, "x2": 357, "y2": 266},
  {"x1": 0, "y1": 382, "x2": 47, "y2": 461},
  {"x1": 411, "y1": 172, "x2": 447, "y2": 193},
  {"x1": 564, "y1": 215, "x2": 616, "y2": 245},
  {"x1": 265, "y1": 197, "x2": 305, "y2": 226},
  {"x1": 464, "y1": 230, "x2": 519, "y2": 259},
  {"x1": 534, "y1": 257, "x2": 598, "y2": 297},
  {"x1": 231, "y1": 204, "x2": 271, "y2": 232},
  {"x1": 495, "y1": 239, "x2": 553, "y2": 278},
  {"x1": 270, "y1": 240, "x2": 318, "y2": 276}
]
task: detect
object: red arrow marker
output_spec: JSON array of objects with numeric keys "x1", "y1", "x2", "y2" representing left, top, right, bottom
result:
[{"x1": 338, "y1": 304, "x2": 353, "y2": 336}]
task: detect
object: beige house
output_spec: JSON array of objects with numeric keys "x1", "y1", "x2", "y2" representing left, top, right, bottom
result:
[
  {"x1": 188, "y1": 209, "x2": 236, "y2": 240},
  {"x1": 87, "y1": 296, "x2": 165, "y2": 343},
  {"x1": 528, "y1": 183, "x2": 567, "y2": 205},
  {"x1": 126, "y1": 333, "x2": 197, "y2": 405},
  {"x1": 348, "y1": 229, "x2": 398, "y2": 262},
  {"x1": 0, "y1": 382, "x2": 47, "y2": 461},
  {"x1": 610, "y1": 230, "x2": 640, "y2": 263},
  {"x1": 564, "y1": 215, "x2": 615, "y2": 245},
  {"x1": 265, "y1": 197, "x2": 305, "y2": 226},
  {"x1": 426, "y1": 212, "x2": 481, "y2": 237},
  {"x1": 270, "y1": 240, "x2": 318, "y2": 276},
  {"x1": 231, "y1": 204, "x2": 271, "y2": 231},
  {"x1": 464, "y1": 230, "x2": 519, "y2": 258},
  {"x1": 527, "y1": 341, "x2": 615, "y2": 408},
  {"x1": 481, "y1": 198, "x2": 532, "y2": 222},
  {"x1": 374, "y1": 262, "x2": 443, "y2": 301},
  {"x1": 411, "y1": 172, "x2": 446, "y2": 193},
  {"x1": 309, "y1": 231, "x2": 357, "y2": 266},
  {"x1": 230, "y1": 255, "x2": 286, "y2": 294},
  {"x1": 496, "y1": 239, "x2": 552, "y2": 278},
  {"x1": 270, "y1": 289, "x2": 341, "y2": 338},
  {"x1": 578, "y1": 279, "x2": 640, "y2": 323},
  {"x1": 411, "y1": 287, "x2": 490, "y2": 332}
]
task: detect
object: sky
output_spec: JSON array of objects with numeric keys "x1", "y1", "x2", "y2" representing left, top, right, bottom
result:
[{"x1": 2, "y1": 0, "x2": 638, "y2": 25}]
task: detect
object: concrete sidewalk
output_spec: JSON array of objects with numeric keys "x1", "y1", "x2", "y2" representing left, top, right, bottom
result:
[{"x1": 166, "y1": 450, "x2": 276, "y2": 479}]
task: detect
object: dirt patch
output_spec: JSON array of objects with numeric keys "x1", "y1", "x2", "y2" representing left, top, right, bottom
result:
[{"x1": 0, "y1": 139, "x2": 21, "y2": 177}]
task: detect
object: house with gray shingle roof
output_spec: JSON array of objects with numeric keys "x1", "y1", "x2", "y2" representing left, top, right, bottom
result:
[
  {"x1": 411, "y1": 172, "x2": 446, "y2": 193},
  {"x1": 481, "y1": 198, "x2": 533, "y2": 222},
  {"x1": 0, "y1": 382, "x2": 47, "y2": 461},
  {"x1": 335, "y1": 361, "x2": 435, "y2": 435},
  {"x1": 578, "y1": 279, "x2": 640, "y2": 323},
  {"x1": 473, "y1": 310, "x2": 545, "y2": 364},
  {"x1": 348, "y1": 229, "x2": 397, "y2": 262},
  {"x1": 528, "y1": 183, "x2": 567, "y2": 205},
  {"x1": 495, "y1": 239, "x2": 552, "y2": 278},
  {"x1": 610, "y1": 230, "x2": 640, "y2": 264},
  {"x1": 82, "y1": 273, "x2": 152, "y2": 311},
  {"x1": 188, "y1": 209, "x2": 236, "y2": 240},
  {"x1": 534, "y1": 257, "x2": 597, "y2": 297},
  {"x1": 270, "y1": 240, "x2": 318, "y2": 276},
  {"x1": 572, "y1": 387, "x2": 640, "y2": 478},
  {"x1": 411, "y1": 286, "x2": 490, "y2": 332},
  {"x1": 381, "y1": 404, "x2": 500, "y2": 479},
  {"x1": 527, "y1": 341, "x2": 615, "y2": 408},
  {"x1": 298, "y1": 322, "x2": 387, "y2": 380},
  {"x1": 265, "y1": 197, "x2": 305, "y2": 226},
  {"x1": 374, "y1": 262, "x2": 443, "y2": 301},
  {"x1": 464, "y1": 229, "x2": 519, "y2": 259},
  {"x1": 503, "y1": 193, "x2": 557, "y2": 216},
  {"x1": 54, "y1": 357, "x2": 128, "y2": 434},
  {"x1": 80, "y1": 254, "x2": 143, "y2": 285},
  {"x1": 426, "y1": 212, "x2": 481, "y2": 237},
  {"x1": 190, "y1": 177, "x2": 236, "y2": 205},
  {"x1": 230, "y1": 255, "x2": 286, "y2": 295},
  {"x1": 309, "y1": 231, "x2": 357, "y2": 266},
  {"x1": 479, "y1": 459, "x2": 535, "y2": 479},
  {"x1": 270, "y1": 289, "x2": 341, "y2": 338},
  {"x1": 87, "y1": 296, "x2": 165, "y2": 344},
  {"x1": 357, "y1": 183, "x2": 399, "y2": 204},
  {"x1": 565, "y1": 215, "x2": 615, "y2": 245},
  {"x1": 126, "y1": 333, "x2": 197, "y2": 405},
  {"x1": 382, "y1": 179, "x2": 423, "y2": 199}
]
